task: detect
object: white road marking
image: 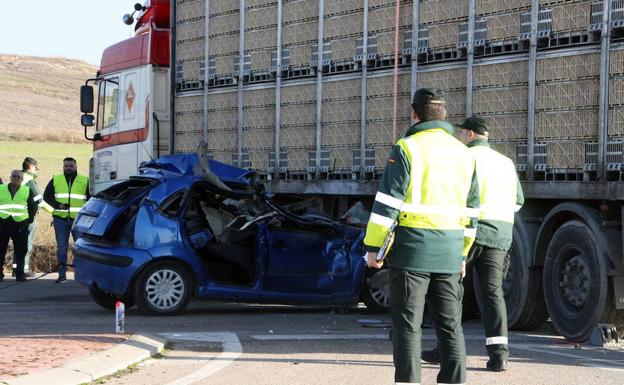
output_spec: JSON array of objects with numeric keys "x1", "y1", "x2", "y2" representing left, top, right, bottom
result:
[
  {"x1": 160, "y1": 332, "x2": 242, "y2": 385},
  {"x1": 513, "y1": 344, "x2": 624, "y2": 372}
]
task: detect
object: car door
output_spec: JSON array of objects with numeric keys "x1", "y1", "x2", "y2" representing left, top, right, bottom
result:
[{"x1": 262, "y1": 227, "x2": 352, "y2": 295}]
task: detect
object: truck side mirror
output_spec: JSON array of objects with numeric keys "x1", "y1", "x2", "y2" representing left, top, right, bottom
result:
[
  {"x1": 80, "y1": 85, "x2": 94, "y2": 113},
  {"x1": 81, "y1": 114, "x2": 95, "y2": 127}
]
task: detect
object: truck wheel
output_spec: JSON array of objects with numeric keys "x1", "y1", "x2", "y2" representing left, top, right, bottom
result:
[
  {"x1": 473, "y1": 219, "x2": 546, "y2": 331},
  {"x1": 133, "y1": 261, "x2": 192, "y2": 316},
  {"x1": 362, "y1": 268, "x2": 390, "y2": 313},
  {"x1": 543, "y1": 220, "x2": 610, "y2": 341},
  {"x1": 89, "y1": 286, "x2": 135, "y2": 311}
]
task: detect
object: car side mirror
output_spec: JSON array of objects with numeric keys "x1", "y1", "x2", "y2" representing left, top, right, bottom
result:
[{"x1": 80, "y1": 85, "x2": 94, "y2": 113}]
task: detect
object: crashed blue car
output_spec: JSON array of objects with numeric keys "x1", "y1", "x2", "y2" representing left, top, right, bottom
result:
[{"x1": 72, "y1": 154, "x2": 388, "y2": 315}]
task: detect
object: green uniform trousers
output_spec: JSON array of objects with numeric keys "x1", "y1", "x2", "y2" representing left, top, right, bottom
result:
[
  {"x1": 471, "y1": 243, "x2": 510, "y2": 362},
  {"x1": 389, "y1": 267, "x2": 466, "y2": 384}
]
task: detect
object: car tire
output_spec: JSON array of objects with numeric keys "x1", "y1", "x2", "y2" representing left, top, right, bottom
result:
[
  {"x1": 89, "y1": 286, "x2": 135, "y2": 311},
  {"x1": 133, "y1": 261, "x2": 192, "y2": 316},
  {"x1": 362, "y1": 268, "x2": 390, "y2": 313}
]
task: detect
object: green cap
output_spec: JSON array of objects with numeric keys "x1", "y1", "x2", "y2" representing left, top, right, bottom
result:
[
  {"x1": 457, "y1": 116, "x2": 488, "y2": 135},
  {"x1": 412, "y1": 88, "x2": 446, "y2": 107}
]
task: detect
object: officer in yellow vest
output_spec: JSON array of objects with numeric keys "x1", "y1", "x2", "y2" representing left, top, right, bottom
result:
[
  {"x1": 42, "y1": 157, "x2": 90, "y2": 284},
  {"x1": 0, "y1": 170, "x2": 37, "y2": 282},
  {"x1": 365, "y1": 89, "x2": 480, "y2": 385},
  {"x1": 421, "y1": 116, "x2": 524, "y2": 372}
]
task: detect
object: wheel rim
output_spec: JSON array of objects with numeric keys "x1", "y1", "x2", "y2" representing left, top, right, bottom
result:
[
  {"x1": 558, "y1": 251, "x2": 591, "y2": 312},
  {"x1": 145, "y1": 269, "x2": 185, "y2": 310},
  {"x1": 367, "y1": 269, "x2": 390, "y2": 307}
]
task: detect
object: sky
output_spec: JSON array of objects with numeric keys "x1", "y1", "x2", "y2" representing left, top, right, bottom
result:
[{"x1": 0, "y1": 1, "x2": 140, "y2": 65}]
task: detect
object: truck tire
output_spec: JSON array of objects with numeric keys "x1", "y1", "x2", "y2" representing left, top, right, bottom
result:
[
  {"x1": 543, "y1": 220, "x2": 613, "y2": 342},
  {"x1": 362, "y1": 268, "x2": 390, "y2": 313},
  {"x1": 89, "y1": 286, "x2": 135, "y2": 311},
  {"x1": 473, "y1": 218, "x2": 546, "y2": 331},
  {"x1": 133, "y1": 261, "x2": 192, "y2": 316}
]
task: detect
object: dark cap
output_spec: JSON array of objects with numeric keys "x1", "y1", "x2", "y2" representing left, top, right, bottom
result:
[
  {"x1": 23, "y1": 157, "x2": 38, "y2": 166},
  {"x1": 412, "y1": 88, "x2": 446, "y2": 106},
  {"x1": 457, "y1": 116, "x2": 488, "y2": 135}
]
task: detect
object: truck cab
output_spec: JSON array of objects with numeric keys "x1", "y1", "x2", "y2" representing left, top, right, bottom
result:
[{"x1": 80, "y1": 0, "x2": 170, "y2": 194}]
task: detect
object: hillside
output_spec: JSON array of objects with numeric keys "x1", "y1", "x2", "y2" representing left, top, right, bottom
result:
[{"x1": 0, "y1": 54, "x2": 97, "y2": 143}]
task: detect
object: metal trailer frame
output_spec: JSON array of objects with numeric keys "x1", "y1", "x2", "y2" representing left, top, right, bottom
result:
[{"x1": 171, "y1": 0, "x2": 623, "y2": 200}]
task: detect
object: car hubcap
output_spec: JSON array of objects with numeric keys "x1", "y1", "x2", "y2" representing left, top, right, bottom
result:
[
  {"x1": 368, "y1": 269, "x2": 390, "y2": 307},
  {"x1": 559, "y1": 254, "x2": 590, "y2": 309},
  {"x1": 145, "y1": 269, "x2": 185, "y2": 310}
]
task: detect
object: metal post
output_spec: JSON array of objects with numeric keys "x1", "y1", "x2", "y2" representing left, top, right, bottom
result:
[
  {"x1": 466, "y1": 0, "x2": 475, "y2": 116},
  {"x1": 410, "y1": 0, "x2": 420, "y2": 117},
  {"x1": 237, "y1": 0, "x2": 245, "y2": 166},
  {"x1": 203, "y1": 0, "x2": 210, "y2": 143},
  {"x1": 359, "y1": 0, "x2": 369, "y2": 178},
  {"x1": 391, "y1": 0, "x2": 401, "y2": 140},
  {"x1": 598, "y1": 0, "x2": 612, "y2": 180},
  {"x1": 169, "y1": 0, "x2": 176, "y2": 154},
  {"x1": 275, "y1": 0, "x2": 283, "y2": 180},
  {"x1": 315, "y1": 0, "x2": 325, "y2": 177},
  {"x1": 527, "y1": 0, "x2": 539, "y2": 181}
]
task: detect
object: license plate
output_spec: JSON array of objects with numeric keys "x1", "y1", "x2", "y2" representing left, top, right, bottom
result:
[{"x1": 76, "y1": 215, "x2": 96, "y2": 229}]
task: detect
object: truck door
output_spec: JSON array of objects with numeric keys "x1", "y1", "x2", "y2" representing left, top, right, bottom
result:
[{"x1": 93, "y1": 77, "x2": 120, "y2": 187}]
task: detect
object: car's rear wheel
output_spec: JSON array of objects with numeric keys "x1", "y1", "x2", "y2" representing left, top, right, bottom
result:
[
  {"x1": 89, "y1": 286, "x2": 135, "y2": 311},
  {"x1": 362, "y1": 268, "x2": 390, "y2": 313},
  {"x1": 133, "y1": 261, "x2": 192, "y2": 316}
]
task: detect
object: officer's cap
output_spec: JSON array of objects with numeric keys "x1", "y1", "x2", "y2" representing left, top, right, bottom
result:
[
  {"x1": 412, "y1": 88, "x2": 446, "y2": 107},
  {"x1": 457, "y1": 116, "x2": 489, "y2": 135}
]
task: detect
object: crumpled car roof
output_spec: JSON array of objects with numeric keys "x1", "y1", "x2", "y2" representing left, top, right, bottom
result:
[{"x1": 138, "y1": 153, "x2": 256, "y2": 188}]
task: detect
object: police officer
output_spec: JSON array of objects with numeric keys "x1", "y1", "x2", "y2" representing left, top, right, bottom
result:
[
  {"x1": 365, "y1": 89, "x2": 480, "y2": 385},
  {"x1": 0, "y1": 170, "x2": 37, "y2": 282},
  {"x1": 11, "y1": 157, "x2": 42, "y2": 277},
  {"x1": 42, "y1": 157, "x2": 90, "y2": 283},
  {"x1": 421, "y1": 116, "x2": 524, "y2": 372}
]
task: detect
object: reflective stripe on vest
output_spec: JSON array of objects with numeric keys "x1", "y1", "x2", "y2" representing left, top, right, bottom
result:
[
  {"x1": 0, "y1": 184, "x2": 30, "y2": 222},
  {"x1": 470, "y1": 146, "x2": 518, "y2": 224},
  {"x1": 52, "y1": 174, "x2": 89, "y2": 219}
]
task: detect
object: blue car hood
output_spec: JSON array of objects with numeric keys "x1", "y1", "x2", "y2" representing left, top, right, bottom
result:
[{"x1": 139, "y1": 153, "x2": 256, "y2": 188}]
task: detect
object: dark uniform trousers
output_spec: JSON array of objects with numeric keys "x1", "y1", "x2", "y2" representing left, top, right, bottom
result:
[
  {"x1": 470, "y1": 243, "x2": 510, "y2": 362},
  {"x1": 0, "y1": 219, "x2": 29, "y2": 278},
  {"x1": 390, "y1": 268, "x2": 466, "y2": 384}
]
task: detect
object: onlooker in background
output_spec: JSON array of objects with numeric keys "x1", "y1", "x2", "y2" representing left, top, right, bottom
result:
[
  {"x1": 0, "y1": 170, "x2": 37, "y2": 282},
  {"x1": 11, "y1": 157, "x2": 42, "y2": 277},
  {"x1": 42, "y1": 158, "x2": 90, "y2": 284}
]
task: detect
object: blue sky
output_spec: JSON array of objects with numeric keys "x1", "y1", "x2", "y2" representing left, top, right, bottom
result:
[{"x1": 0, "y1": 1, "x2": 139, "y2": 65}]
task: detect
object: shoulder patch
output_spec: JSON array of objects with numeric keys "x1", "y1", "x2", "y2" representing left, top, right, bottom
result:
[{"x1": 388, "y1": 158, "x2": 396, "y2": 164}]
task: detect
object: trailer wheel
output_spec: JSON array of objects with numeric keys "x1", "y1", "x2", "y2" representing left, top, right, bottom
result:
[
  {"x1": 362, "y1": 268, "x2": 390, "y2": 313},
  {"x1": 473, "y1": 218, "x2": 546, "y2": 330},
  {"x1": 133, "y1": 261, "x2": 192, "y2": 316},
  {"x1": 543, "y1": 220, "x2": 611, "y2": 341}
]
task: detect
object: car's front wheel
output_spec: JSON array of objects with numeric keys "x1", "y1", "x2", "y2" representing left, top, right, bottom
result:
[
  {"x1": 133, "y1": 261, "x2": 192, "y2": 316},
  {"x1": 362, "y1": 268, "x2": 390, "y2": 313}
]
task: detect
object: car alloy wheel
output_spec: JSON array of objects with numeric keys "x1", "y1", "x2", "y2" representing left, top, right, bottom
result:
[{"x1": 145, "y1": 268, "x2": 186, "y2": 311}]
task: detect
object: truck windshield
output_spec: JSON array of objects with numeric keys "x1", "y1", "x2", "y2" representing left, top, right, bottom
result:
[{"x1": 96, "y1": 78, "x2": 119, "y2": 131}]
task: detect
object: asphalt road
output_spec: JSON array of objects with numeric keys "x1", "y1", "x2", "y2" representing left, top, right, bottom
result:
[{"x1": 1, "y1": 275, "x2": 623, "y2": 385}]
